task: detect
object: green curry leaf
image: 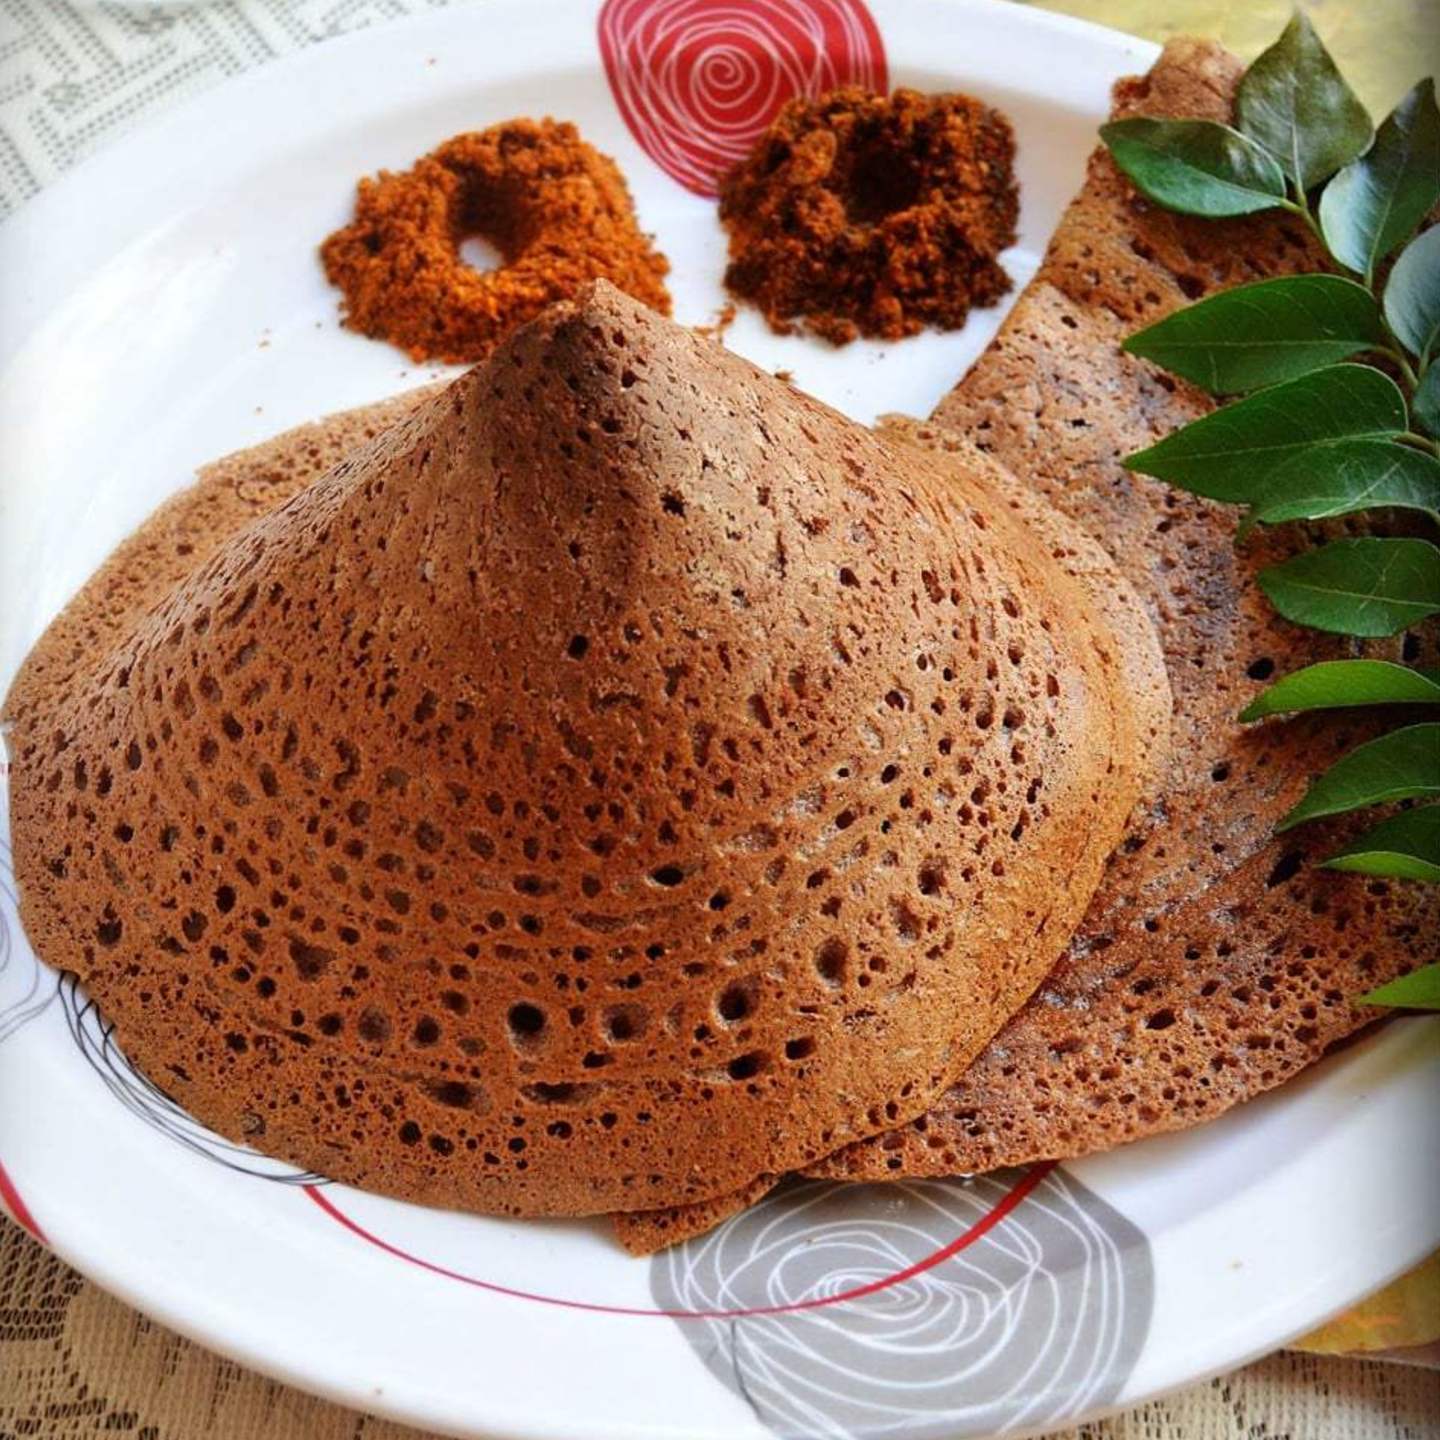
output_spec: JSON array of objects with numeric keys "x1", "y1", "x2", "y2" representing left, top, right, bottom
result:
[
  {"x1": 1359, "y1": 962, "x2": 1440, "y2": 1009},
  {"x1": 1122, "y1": 276, "x2": 1385, "y2": 394},
  {"x1": 1319, "y1": 78, "x2": 1440, "y2": 283},
  {"x1": 1241, "y1": 661, "x2": 1440, "y2": 721},
  {"x1": 1412, "y1": 364, "x2": 1440, "y2": 440},
  {"x1": 1384, "y1": 226, "x2": 1440, "y2": 363},
  {"x1": 1124, "y1": 365, "x2": 1408, "y2": 501},
  {"x1": 1101, "y1": 118, "x2": 1288, "y2": 217},
  {"x1": 1258, "y1": 537, "x2": 1440, "y2": 637},
  {"x1": 1248, "y1": 439, "x2": 1440, "y2": 525},
  {"x1": 1325, "y1": 806, "x2": 1440, "y2": 884},
  {"x1": 1236, "y1": 9, "x2": 1372, "y2": 190},
  {"x1": 1279, "y1": 723, "x2": 1440, "y2": 830}
]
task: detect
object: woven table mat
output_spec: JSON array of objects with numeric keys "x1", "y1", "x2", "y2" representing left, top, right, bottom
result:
[
  {"x1": 3, "y1": 1216, "x2": 1438, "y2": 1437},
  {"x1": 1, "y1": 0, "x2": 1437, "y2": 1436}
]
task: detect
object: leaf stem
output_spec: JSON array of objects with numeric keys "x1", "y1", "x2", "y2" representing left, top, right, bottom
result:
[
  {"x1": 1379, "y1": 344, "x2": 1421, "y2": 393},
  {"x1": 1279, "y1": 192, "x2": 1334, "y2": 259},
  {"x1": 1398, "y1": 430, "x2": 1440, "y2": 457}
]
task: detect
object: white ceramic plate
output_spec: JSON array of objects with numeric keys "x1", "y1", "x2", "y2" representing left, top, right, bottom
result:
[{"x1": 1, "y1": 2, "x2": 1437, "y2": 1436}]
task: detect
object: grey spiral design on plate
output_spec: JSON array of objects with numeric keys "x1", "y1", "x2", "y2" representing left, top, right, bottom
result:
[
  {"x1": 0, "y1": 820, "x2": 322, "y2": 1184},
  {"x1": 652, "y1": 1169, "x2": 1152, "y2": 1439},
  {"x1": 0, "y1": 831, "x2": 59, "y2": 1043},
  {"x1": 53, "y1": 972, "x2": 326, "y2": 1183}
]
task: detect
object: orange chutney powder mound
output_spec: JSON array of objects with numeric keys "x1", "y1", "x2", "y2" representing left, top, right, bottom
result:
[
  {"x1": 718, "y1": 87, "x2": 1019, "y2": 345},
  {"x1": 321, "y1": 117, "x2": 672, "y2": 364}
]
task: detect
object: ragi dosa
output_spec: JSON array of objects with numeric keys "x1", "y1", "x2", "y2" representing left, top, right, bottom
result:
[{"x1": 3, "y1": 284, "x2": 1165, "y2": 1217}]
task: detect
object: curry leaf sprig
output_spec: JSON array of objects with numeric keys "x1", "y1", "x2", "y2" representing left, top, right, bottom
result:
[{"x1": 1101, "y1": 10, "x2": 1440, "y2": 1011}]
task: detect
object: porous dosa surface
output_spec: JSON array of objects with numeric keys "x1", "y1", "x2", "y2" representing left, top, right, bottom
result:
[
  {"x1": 5, "y1": 283, "x2": 1160, "y2": 1217},
  {"x1": 614, "y1": 413, "x2": 1174, "y2": 1250},
  {"x1": 807, "y1": 38, "x2": 1439, "y2": 1184}
]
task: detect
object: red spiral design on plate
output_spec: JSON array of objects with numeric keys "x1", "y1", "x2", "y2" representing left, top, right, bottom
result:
[
  {"x1": 304, "y1": 1164, "x2": 1051, "y2": 1318},
  {"x1": 0, "y1": 1157, "x2": 45, "y2": 1244},
  {"x1": 598, "y1": 0, "x2": 887, "y2": 196}
]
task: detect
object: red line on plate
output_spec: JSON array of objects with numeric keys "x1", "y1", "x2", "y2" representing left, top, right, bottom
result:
[
  {"x1": 304, "y1": 1160, "x2": 1055, "y2": 1320},
  {"x1": 0, "y1": 1156, "x2": 47, "y2": 1244}
]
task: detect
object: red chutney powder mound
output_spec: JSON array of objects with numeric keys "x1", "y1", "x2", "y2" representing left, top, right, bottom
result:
[
  {"x1": 718, "y1": 87, "x2": 1019, "y2": 344},
  {"x1": 322, "y1": 117, "x2": 671, "y2": 364}
]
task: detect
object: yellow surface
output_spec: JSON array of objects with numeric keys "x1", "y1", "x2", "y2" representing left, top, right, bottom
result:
[
  {"x1": 1025, "y1": 0, "x2": 1440, "y2": 1357},
  {"x1": 1026, "y1": 0, "x2": 1440, "y2": 113},
  {"x1": 1295, "y1": 1252, "x2": 1440, "y2": 1354}
]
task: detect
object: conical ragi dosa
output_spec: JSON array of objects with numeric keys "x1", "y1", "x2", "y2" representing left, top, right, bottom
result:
[
  {"x1": 810, "y1": 38, "x2": 1440, "y2": 1186},
  {"x1": 613, "y1": 37, "x2": 1439, "y2": 1253},
  {"x1": 3, "y1": 282, "x2": 1168, "y2": 1218}
]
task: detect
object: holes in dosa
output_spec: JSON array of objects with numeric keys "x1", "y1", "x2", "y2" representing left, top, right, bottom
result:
[
  {"x1": 2, "y1": 284, "x2": 1161, "y2": 1217},
  {"x1": 288, "y1": 936, "x2": 333, "y2": 981}
]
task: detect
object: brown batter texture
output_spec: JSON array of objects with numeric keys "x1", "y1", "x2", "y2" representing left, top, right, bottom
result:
[
  {"x1": 614, "y1": 415, "x2": 1175, "y2": 1255},
  {"x1": 4, "y1": 283, "x2": 1165, "y2": 1219},
  {"x1": 807, "y1": 37, "x2": 1439, "y2": 1184}
]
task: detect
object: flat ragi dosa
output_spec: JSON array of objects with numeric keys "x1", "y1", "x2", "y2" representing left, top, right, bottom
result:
[
  {"x1": 813, "y1": 37, "x2": 1439, "y2": 1185},
  {"x1": 616, "y1": 36, "x2": 1439, "y2": 1253}
]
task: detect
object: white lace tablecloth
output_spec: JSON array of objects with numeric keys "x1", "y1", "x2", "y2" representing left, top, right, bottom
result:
[{"x1": 0, "y1": 0, "x2": 470, "y2": 215}]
